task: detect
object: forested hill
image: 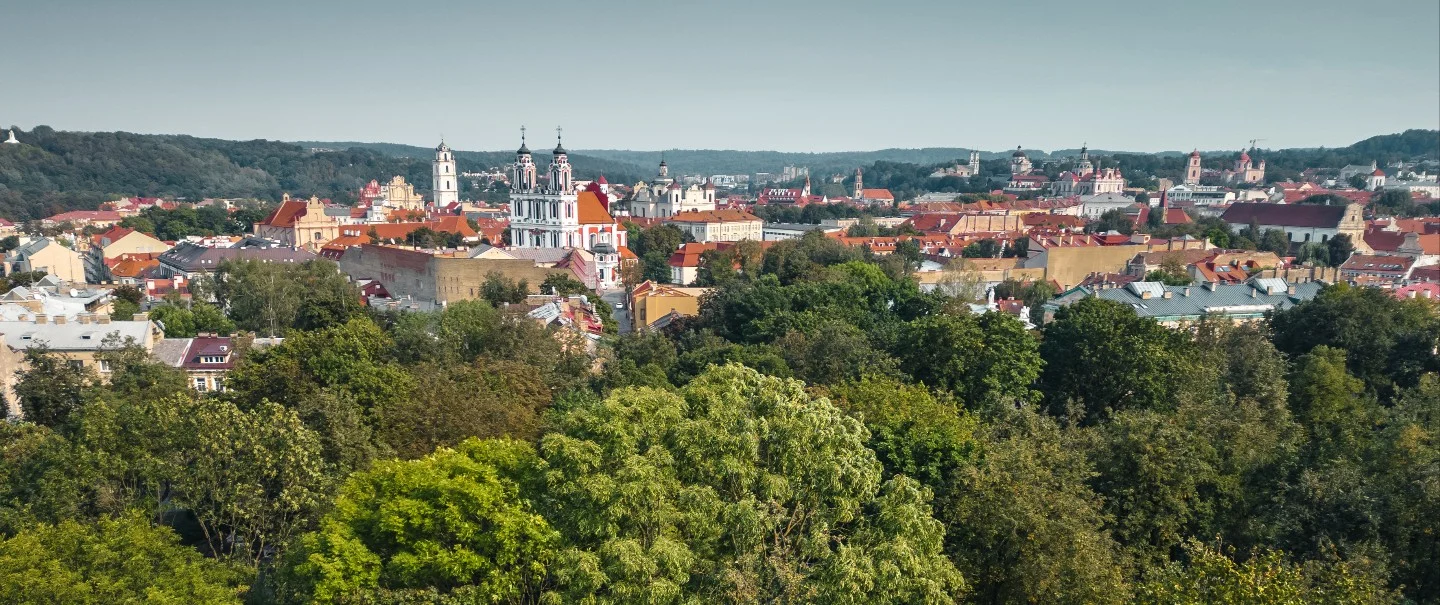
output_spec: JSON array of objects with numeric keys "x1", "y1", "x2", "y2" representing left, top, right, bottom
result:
[
  {"x1": 1, "y1": 126, "x2": 1433, "y2": 221},
  {"x1": 315, "y1": 130, "x2": 1440, "y2": 180},
  {"x1": 0, "y1": 127, "x2": 642, "y2": 221}
]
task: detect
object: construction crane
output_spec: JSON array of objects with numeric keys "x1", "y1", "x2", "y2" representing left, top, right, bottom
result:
[{"x1": 1247, "y1": 138, "x2": 1267, "y2": 151}]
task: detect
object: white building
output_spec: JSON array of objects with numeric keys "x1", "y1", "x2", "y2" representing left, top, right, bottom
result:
[
  {"x1": 1166, "y1": 184, "x2": 1236, "y2": 206},
  {"x1": 432, "y1": 141, "x2": 459, "y2": 207},
  {"x1": 628, "y1": 160, "x2": 718, "y2": 218},
  {"x1": 1219, "y1": 202, "x2": 1365, "y2": 246},
  {"x1": 506, "y1": 129, "x2": 627, "y2": 289},
  {"x1": 1079, "y1": 192, "x2": 1136, "y2": 219}
]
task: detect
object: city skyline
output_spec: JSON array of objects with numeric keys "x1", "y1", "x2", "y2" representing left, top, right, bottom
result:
[{"x1": 2, "y1": 0, "x2": 1437, "y2": 153}]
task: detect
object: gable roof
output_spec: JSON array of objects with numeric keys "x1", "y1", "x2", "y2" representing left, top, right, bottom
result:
[
  {"x1": 665, "y1": 209, "x2": 761, "y2": 224},
  {"x1": 860, "y1": 188, "x2": 895, "y2": 200},
  {"x1": 45, "y1": 210, "x2": 124, "y2": 223},
  {"x1": 577, "y1": 190, "x2": 615, "y2": 225},
  {"x1": 1220, "y1": 202, "x2": 1347, "y2": 229},
  {"x1": 257, "y1": 201, "x2": 309, "y2": 228}
]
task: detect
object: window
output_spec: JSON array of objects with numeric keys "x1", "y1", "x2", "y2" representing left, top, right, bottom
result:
[
  {"x1": 213, "y1": 377, "x2": 224, "y2": 392},
  {"x1": 99, "y1": 360, "x2": 112, "y2": 372},
  {"x1": 194, "y1": 377, "x2": 208, "y2": 392},
  {"x1": 201, "y1": 355, "x2": 226, "y2": 364},
  {"x1": 68, "y1": 360, "x2": 84, "y2": 371}
]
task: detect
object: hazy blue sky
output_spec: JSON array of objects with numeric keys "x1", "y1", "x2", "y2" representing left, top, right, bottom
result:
[{"x1": 2, "y1": 0, "x2": 1437, "y2": 152}]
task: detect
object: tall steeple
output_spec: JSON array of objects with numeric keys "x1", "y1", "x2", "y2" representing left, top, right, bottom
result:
[
  {"x1": 549, "y1": 126, "x2": 572, "y2": 194},
  {"x1": 513, "y1": 126, "x2": 537, "y2": 193},
  {"x1": 1184, "y1": 149, "x2": 1202, "y2": 185},
  {"x1": 1077, "y1": 142, "x2": 1094, "y2": 176},
  {"x1": 853, "y1": 167, "x2": 864, "y2": 199},
  {"x1": 432, "y1": 138, "x2": 458, "y2": 206}
]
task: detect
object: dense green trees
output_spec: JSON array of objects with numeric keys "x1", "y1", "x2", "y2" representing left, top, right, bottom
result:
[
  {"x1": 1039, "y1": 297, "x2": 1196, "y2": 424},
  {"x1": 540, "y1": 365, "x2": 965, "y2": 603},
  {"x1": 149, "y1": 301, "x2": 235, "y2": 337},
  {"x1": 209, "y1": 259, "x2": 365, "y2": 337},
  {"x1": 2, "y1": 196, "x2": 1439, "y2": 604},
  {"x1": 0, "y1": 514, "x2": 248, "y2": 604},
  {"x1": 276, "y1": 439, "x2": 556, "y2": 604}
]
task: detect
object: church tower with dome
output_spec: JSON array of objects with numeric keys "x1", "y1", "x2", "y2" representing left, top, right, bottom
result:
[{"x1": 1010, "y1": 146, "x2": 1033, "y2": 176}]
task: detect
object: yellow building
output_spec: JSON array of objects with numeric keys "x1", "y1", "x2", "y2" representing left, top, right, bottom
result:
[
  {"x1": 0, "y1": 314, "x2": 163, "y2": 416},
  {"x1": 381, "y1": 176, "x2": 426, "y2": 211},
  {"x1": 253, "y1": 194, "x2": 345, "y2": 250},
  {"x1": 4, "y1": 238, "x2": 86, "y2": 283},
  {"x1": 630, "y1": 280, "x2": 712, "y2": 330}
]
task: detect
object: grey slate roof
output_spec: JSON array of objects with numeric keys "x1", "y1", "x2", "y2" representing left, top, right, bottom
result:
[
  {"x1": 152, "y1": 337, "x2": 192, "y2": 367},
  {"x1": 1089, "y1": 279, "x2": 1323, "y2": 321},
  {"x1": 0, "y1": 320, "x2": 152, "y2": 351},
  {"x1": 159, "y1": 242, "x2": 317, "y2": 273}
]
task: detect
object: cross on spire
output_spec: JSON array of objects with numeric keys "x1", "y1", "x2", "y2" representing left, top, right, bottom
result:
[{"x1": 521, "y1": 125, "x2": 526, "y2": 144}]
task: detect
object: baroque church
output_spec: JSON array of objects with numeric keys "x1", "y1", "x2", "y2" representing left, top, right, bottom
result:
[
  {"x1": 1050, "y1": 145, "x2": 1125, "y2": 196},
  {"x1": 627, "y1": 159, "x2": 717, "y2": 218},
  {"x1": 506, "y1": 128, "x2": 627, "y2": 289}
]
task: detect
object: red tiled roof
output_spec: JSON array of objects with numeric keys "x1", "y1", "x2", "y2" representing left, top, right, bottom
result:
[
  {"x1": 258, "y1": 201, "x2": 308, "y2": 228},
  {"x1": 91, "y1": 226, "x2": 136, "y2": 247},
  {"x1": 860, "y1": 188, "x2": 894, "y2": 200},
  {"x1": 577, "y1": 190, "x2": 615, "y2": 225},
  {"x1": 1364, "y1": 227, "x2": 1406, "y2": 252},
  {"x1": 107, "y1": 253, "x2": 161, "y2": 278},
  {"x1": 1341, "y1": 254, "x2": 1415, "y2": 275},
  {"x1": 1164, "y1": 208, "x2": 1192, "y2": 224},
  {"x1": 665, "y1": 209, "x2": 760, "y2": 223},
  {"x1": 46, "y1": 210, "x2": 124, "y2": 223}
]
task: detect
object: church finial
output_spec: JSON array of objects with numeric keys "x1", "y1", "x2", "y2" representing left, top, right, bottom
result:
[
  {"x1": 517, "y1": 125, "x2": 530, "y2": 154},
  {"x1": 553, "y1": 126, "x2": 566, "y2": 154}
]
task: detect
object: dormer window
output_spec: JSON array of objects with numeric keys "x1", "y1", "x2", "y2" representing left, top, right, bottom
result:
[{"x1": 201, "y1": 355, "x2": 226, "y2": 364}]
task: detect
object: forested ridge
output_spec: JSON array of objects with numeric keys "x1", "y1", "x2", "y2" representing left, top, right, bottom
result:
[
  {"x1": 1, "y1": 232, "x2": 1435, "y2": 604},
  {"x1": 309, "y1": 129, "x2": 1439, "y2": 183},
  {"x1": 0, "y1": 126, "x2": 641, "y2": 221},
  {"x1": 3, "y1": 126, "x2": 1432, "y2": 223}
]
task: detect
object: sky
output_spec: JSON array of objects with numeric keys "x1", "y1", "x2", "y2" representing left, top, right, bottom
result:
[{"x1": 2, "y1": 0, "x2": 1437, "y2": 153}]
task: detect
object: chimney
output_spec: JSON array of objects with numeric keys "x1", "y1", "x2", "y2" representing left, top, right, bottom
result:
[
  {"x1": 78, "y1": 314, "x2": 91, "y2": 325},
  {"x1": 1205, "y1": 281, "x2": 1217, "y2": 292},
  {"x1": 97, "y1": 314, "x2": 111, "y2": 324},
  {"x1": 1141, "y1": 291, "x2": 1152, "y2": 300},
  {"x1": 133, "y1": 312, "x2": 149, "y2": 322},
  {"x1": 1250, "y1": 286, "x2": 1258, "y2": 298},
  {"x1": 1182, "y1": 287, "x2": 1191, "y2": 297},
  {"x1": 34, "y1": 314, "x2": 47, "y2": 324},
  {"x1": 1287, "y1": 285, "x2": 1296, "y2": 295},
  {"x1": 1162, "y1": 290, "x2": 1173, "y2": 299},
  {"x1": 54, "y1": 315, "x2": 66, "y2": 325}
]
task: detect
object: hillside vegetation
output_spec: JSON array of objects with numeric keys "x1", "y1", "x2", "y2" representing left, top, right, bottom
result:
[
  {"x1": 1, "y1": 126, "x2": 1434, "y2": 221},
  {"x1": 0, "y1": 127, "x2": 640, "y2": 221}
]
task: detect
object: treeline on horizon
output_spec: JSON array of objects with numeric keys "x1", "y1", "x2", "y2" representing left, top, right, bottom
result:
[
  {"x1": 0, "y1": 126, "x2": 644, "y2": 221},
  {"x1": 1, "y1": 125, "x2": 1434, "y2": 222},
  {"x1": 0, "y1": 231, "x2": 1437, "y2": 604}
]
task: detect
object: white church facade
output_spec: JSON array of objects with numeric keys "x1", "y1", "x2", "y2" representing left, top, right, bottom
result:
[{"x1": 506, "y1": 129, "x2": 627, "y2": 289}]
